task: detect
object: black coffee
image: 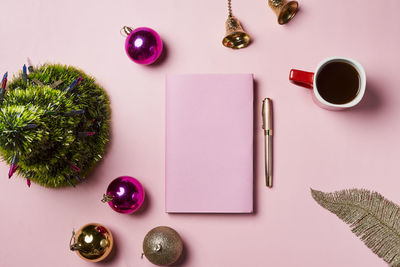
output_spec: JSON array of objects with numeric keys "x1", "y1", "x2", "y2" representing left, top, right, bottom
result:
[{"x1": 316, "y1": 61, "x2": 360, "y2": 104}]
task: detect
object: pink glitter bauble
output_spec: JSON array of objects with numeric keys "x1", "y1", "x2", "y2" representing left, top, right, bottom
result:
[
  {"x1": 125, "y1": 27, "x2": 163, "y2": 65},
  {"x1": 103, "y1": 176, "x2": 145, "y2": 214}
]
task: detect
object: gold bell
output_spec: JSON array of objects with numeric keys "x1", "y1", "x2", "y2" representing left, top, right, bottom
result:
[
  {"x1": 222, "y1": 15, "x2": 251, "y2": 49},
  {"x1": 268, "y1": 0, "x2": 299, "y2": 25}
]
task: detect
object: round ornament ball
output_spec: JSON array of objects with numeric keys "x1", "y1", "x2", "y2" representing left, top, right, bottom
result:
[
  {"x1": 142, "y1": 226, "x2": 183, "y2": 266},
  {"x1": 125, "y1": 27, "x2": 163, "y2": 65},
  {"x1": 102, "y1": 176, "x2": 145, "y2": 214},
  {"x1": 70, "y1": 223, "x2": 114, "y2": 262},
  {"x1": 1, "y1": 64, "x2": 110, "y2": 187}
]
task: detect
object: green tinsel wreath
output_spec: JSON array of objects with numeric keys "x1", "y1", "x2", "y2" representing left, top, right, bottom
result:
[{"x1": 0, "y1": 64, "x2": 110, "y2": 188}]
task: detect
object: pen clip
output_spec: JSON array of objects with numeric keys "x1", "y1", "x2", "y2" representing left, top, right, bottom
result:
[{"x1": 262, "y1": 98, "x2": 267, "y2": 131}]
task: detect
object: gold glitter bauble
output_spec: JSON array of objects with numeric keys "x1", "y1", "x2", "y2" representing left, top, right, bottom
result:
[
  {"x1": 143, "y1": 226, "x2": 183, "y2": 266},
  {"x1": 70, "y1": 223, "x2": 113, "y2": 262}
]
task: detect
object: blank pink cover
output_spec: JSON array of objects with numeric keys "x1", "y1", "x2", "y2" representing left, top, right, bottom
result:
[{"x1": 165, "y1": 74, "x2": 254, "y2": 213}]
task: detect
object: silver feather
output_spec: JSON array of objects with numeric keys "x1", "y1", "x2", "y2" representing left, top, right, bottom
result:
[{"x1": 311, "y1": 188, "x2": 400, "y2": 266}]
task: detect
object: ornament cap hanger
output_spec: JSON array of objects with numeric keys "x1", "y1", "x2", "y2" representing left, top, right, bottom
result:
[
  {"x1": 101, "y1": 193, "x2": 114, "y2": 203},
  {"x1": 120, "y1": 26, "x2": 133, "y2": 37}
]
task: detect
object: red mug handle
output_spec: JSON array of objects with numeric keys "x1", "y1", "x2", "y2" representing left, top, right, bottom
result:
[{"x1": 289, "y1": 69, "x2": 314, "y2": 89}]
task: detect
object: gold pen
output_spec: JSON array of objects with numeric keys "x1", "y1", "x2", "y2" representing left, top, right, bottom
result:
[{"x1": 262, "y1": 98, "x2": 273, "y2": 187}]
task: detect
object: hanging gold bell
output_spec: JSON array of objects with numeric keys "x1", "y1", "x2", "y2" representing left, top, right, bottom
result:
[
  {"x1": 69, "y1": 223, "x2": 114, "y2": 262},
  {"x1": 222, "y1": 15, "x2": 251, "y2": 49},
  {"x1": 268, "y1": 0, "x2": 299, "y2": 25}
]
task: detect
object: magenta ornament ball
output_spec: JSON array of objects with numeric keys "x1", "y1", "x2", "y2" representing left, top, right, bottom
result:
[
  {"x1": 105, "y1": 176, "x2": 145, "y2": 214},
  {"x1": 125, "y1": 27, "x2": 163, "y2": 65}
]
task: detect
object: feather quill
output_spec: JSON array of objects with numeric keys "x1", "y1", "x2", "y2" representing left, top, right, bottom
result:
[{"x1": 311, "y1": 188, "x2": 400, "y2": 267}]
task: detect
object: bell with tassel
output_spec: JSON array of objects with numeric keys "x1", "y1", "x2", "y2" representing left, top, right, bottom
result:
[
  {"x1": 222, "y1": 0, "x2": 251, "y2": 49},
  {"x1": 268, "y1": 0, "x2": 299, "y2": 25}
]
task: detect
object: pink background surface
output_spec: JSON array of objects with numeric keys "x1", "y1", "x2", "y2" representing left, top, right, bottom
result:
[{"x1": 0, "y1": 0, "x2": 399, "y2": 266}]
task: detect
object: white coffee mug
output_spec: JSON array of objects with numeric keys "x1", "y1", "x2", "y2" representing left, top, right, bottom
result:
[{"x1": 289, "y1": 57, "x2": 366, "y2": 110}]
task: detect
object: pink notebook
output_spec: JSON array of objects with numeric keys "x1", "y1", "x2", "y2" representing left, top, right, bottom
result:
[{"x1": 165, "y1": 74, "x2": 254, "y2": 213}]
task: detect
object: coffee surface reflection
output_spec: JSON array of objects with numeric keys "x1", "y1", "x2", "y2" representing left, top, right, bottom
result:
[{"x1": 316, "y1": 62, "x2": 360, "y2": 104}]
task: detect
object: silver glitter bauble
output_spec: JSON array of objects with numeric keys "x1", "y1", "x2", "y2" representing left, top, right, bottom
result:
[{"x1": 143, "y1": 226, "x2": 183, "y2": 266}]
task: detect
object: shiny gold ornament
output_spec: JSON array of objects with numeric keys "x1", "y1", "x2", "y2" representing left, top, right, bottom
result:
[
  {"x1": 268, "y1": 0, "x2": 298, "y2": 25},
  {"x1": 142, "y1": 226, "x2": 183, "y2": 266},
  {"x1": 69, "y1": 223, "x2": 113, "y2": 262},
  {"x1": 222, "y1": 0, "x2": 251, "y2": 49}
]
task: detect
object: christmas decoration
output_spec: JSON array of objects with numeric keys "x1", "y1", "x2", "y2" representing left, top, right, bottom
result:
[
  {"x1": 0, "y1": 63, "x2": 110, "y2": 187},
  {"x1": 1, "y1": 72, "x2": 7, "y2": 101},
  {"x1": 222, "y1": 0, "x2": 251, "y2": 49},
  {"x1": 267, "y1": 0, "x2": 298, "y2": 25},
  {"x1": 102, "y1": 176, "x2": 145, "y2": 213},
  {"x1": 123, "y1": 26, "x2": 163, "y2": 65},
  {"x1": 311, "y1": 188, "x2": 400, "y2": 266},
  {"x1": 70, "y1": 223, "x2": 113, "y2": 262},
  {"x1": 142, "y1": 226, "x2": 183, "y2": 266}
]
